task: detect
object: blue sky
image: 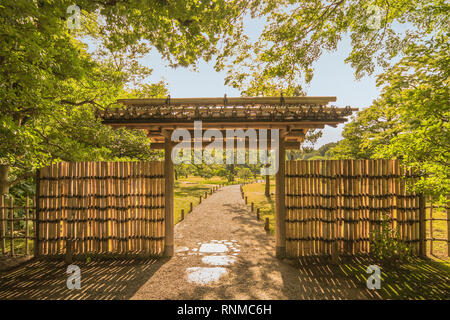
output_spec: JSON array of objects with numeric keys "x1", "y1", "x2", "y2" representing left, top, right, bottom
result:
[{"x1": 138, "y1": 18, "x2": 382, "y2": 147}]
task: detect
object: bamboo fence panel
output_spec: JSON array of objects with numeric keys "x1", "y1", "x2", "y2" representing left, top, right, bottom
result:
[
  {"x1": 36, "y1": 161, "x2": 165, "y2": 257},
  {"x1": 0, "y1": 196, "x2": 36, "y2": 256},
  {"x1": 285, "y1": 159, "x2": 422, "y2": 258}
]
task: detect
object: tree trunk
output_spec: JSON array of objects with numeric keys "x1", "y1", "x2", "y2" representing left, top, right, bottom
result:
[
  {"x1": 265, "y1": 174, "x2": 270, "y2": 198},
  {"x1": 174, "y1": 169, "x2": 178, "y2": 181},
  {"x1": 0, "y1": 164, "x2": 9, "y2": 195}
]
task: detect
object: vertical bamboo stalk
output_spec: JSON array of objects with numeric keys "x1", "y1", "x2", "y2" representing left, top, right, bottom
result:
[
  {"x1": 331, "y1": 160, "x2": 337, "y2": 257},
  {"x1": 447, "y1": 198, "x2": 450, "y2": 257},
  {"x1": 150, "y1": 161, "x2": 155, "y2": 254},
  {"x1": 302, "y1": 161, "x2": 309, "y2": 256},
  {"x1": 429, "y1": 198, "x2": 433, "y2": 255},
  {"x1": 52, "y1": 164, "x2": 57, "y2": 255},
  {"x1": 34, "y1": 169, "x2": 41, "y2": 257},
  {"x1": 9, "y1": 197, "x2": 14, "y2": 256},
  {"x1": 321, "y1": 160, "x2": 326, "y2": 256},
  {"x1": 159, "y1": 160, "x2": 165, "y2": 254},
  {"x1": 25, "y1": 196, "x2": 30, "y2": 255},
  {"x1": 1, "y1": 195, "x2": 5, "y2": 255},
  {"x1": 65, "y1": 164, "x2": 74, "y2": 262},
  {"x1": 419, "y1": 194, "x2": 426, "y2": 257},
  {"x1": 285, "y1": 161, "x2": 291, "y2": 257},
  {"x1": 294, "y1": 160, "x2": 299, "y2": 257},
  {"x1": 56, "y1": 163, "x2": 61, "y2": 254},
  {"x1": 149, "y1": 161, "x2": 155, "y2": 255}
]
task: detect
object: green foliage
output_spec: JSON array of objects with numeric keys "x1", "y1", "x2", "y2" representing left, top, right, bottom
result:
[
  {"x1": 237, "y1": 167, "x2": 253, "y2": 181},
  {"x1": 0, "y1": 0, "x2": 247, "y2": 195},
  {"x1": 290, "y1": 142, "x2": 337, "y2": 160},
  {"x1": 219, "y1": 0, "x2": 450, "y2": 92},
  {"x1": 329, "y1": 35, "x2": 449, "y2": 201},
  {"x1": 370, "y1": 214, "x2": 412, "y2": 265}
]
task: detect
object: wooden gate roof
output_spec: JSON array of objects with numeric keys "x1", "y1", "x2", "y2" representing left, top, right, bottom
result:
[{"x1": 96, "y1": 96, "x2": 357, "y2": 149}]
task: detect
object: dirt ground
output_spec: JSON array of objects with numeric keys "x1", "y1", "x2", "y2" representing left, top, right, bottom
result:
[{"x1": 3, "y1": 185, "x2": 446, "y2": 300}]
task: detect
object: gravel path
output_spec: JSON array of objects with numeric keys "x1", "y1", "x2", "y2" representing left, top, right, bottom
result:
[{"x1": 131, "y1": 185, "x2": 375, "y2": 300}]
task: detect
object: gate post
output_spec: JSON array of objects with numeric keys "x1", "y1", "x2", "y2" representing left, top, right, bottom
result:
[
  {"x1": 164, "y1": 134, "x2": 175, "y2": 257},
  {"x1": 275, "y1": 129, "x2": 286, "y2": 259},
  {"x1": 419, "y1": 194, "x2": 426, "y2": 257}
]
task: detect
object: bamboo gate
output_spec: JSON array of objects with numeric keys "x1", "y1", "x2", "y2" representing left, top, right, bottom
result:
[
  {"x1": 285, "y1": 159, "x2": 425, "y2": 257},
  {"x1": 35, "y1": 161, "x2": 165, "y2": 257}
]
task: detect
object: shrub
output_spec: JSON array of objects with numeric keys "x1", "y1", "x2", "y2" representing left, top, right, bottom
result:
[{"x1": 370, "y1": 213, "x2": 413, "y2": 265}]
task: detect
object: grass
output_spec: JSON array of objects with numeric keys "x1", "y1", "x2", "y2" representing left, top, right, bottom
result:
[
  {"x1": 242, "y1": 180, "x2": 276, "y2": 235},
  {"x1": 335, "y1": 256, "x2": 450, "y2": 299},
  {"x1": 3, "y1": 235, "x2": 34, "y2": 256},
  {"x1": 426, "y1": 205, "x2": 449, "y2": 260}
]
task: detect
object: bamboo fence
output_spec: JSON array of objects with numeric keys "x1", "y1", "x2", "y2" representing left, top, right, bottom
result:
[
  {"x1": 36, "y1": 161, "x2": 165, "y2": 257},
  {"x1": 0, "y1": 196, "x2": 35, "y2": 256},
  {"x1": 426, "y1": 197, "x2": 450, "y2": 256},
  {"x1": 285, "y1": 159, "x2": 423, "y2": 258}
]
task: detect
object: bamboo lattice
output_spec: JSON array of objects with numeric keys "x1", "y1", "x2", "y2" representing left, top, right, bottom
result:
[
  {"x1": 37, "y1": 161, "x2": 165, "y2": 257},
  {"x1": 285, "y1": 159, "x2": 421, "y2": 257}
]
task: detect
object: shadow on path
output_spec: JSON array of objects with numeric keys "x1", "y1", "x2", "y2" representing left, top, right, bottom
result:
[{"x1": 0, "y1": 257, "x2": 168, "y2": 299}]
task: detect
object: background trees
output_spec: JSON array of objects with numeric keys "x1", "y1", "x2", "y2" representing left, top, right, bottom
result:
[
  {"x1": 329, "y1": 35, "x2": 449, "y2": 200},
  {"x1": 0, "y1": 0, "x2": 249, "y2": 197}
]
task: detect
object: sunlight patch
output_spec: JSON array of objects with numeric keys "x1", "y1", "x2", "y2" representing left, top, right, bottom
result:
[
  {"x1": 199, "y1": 243, "x2": 228, "y2": 253},
  {"x1": 186, "y1": 267, "x2": 227, "y2": 285},
  {"x1": 202, "y1": 255, "x2": 236, "y2": 266}
]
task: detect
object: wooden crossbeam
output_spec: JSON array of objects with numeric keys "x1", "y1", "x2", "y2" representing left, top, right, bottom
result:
[
  {"x1": 118, "y1": 96, "x2": 338, "y2": 106},
  {"x1": 110, "y1": 122, "x2": 329, "y2": 130},
  {"x1": 150, "y1": 141, "x2": 301, "y2": 150}
]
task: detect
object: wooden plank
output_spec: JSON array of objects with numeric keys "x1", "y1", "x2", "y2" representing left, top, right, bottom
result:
[
  {"x1": 275, "y1": 129, "x2": 286, "y2": 259},
  {"x1": 164, "y1": 135, "x2": 175, "y2": 257},
  {"x1": 150, "y1": 141, "x2": 301, "y2": 150},
  {"x1": 107, "y1": 122, "x2": 331, "y2": 130}
]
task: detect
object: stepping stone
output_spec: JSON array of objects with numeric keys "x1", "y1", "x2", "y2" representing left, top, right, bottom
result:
[
  {"x1": 202, "y1": 255, "x2": 236, "y2": 266},
  {"x1": 186, "y1": 267, "x2": 227, "y2": 285},
  {"x1": 199, "y1": 243, "x2": 228, "y2": 253},
  {"x1": 176, "y1": 246, "x2": 189, "y2": 253}
]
